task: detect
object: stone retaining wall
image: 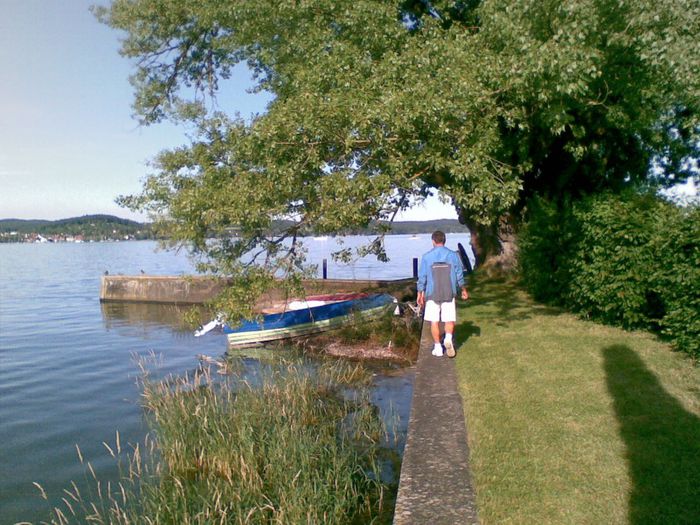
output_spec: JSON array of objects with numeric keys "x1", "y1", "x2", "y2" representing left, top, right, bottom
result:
[
  {"x1": 393, "y1": 321, "x2": 479, "y2": 524},
  {"x1": 100, "y1": 275, "x2": 416, "y2": 305}
]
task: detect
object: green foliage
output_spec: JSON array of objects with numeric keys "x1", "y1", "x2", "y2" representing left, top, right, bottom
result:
[
  {"x1": 517, "y1": 197, "x2": 578, "y2": 304},
  {"x1": 337, "y1": 311, "x2": 376, "y2": 344},
  {"x1": 654, "y1": 206, "x2": 700, "y2": 358},
  {"x1": 566, "y1": 193, "x2": 667, "y2": 329},
  {"x1": 337, "y1": 308, "x2": 422, "y2": 353},
  {"x1": 45, "y1": 359, "x2": 392, "y2": 524},
  {"x1": 96, "y1": 0, "x2": 700, "y2": 314},
  {"x1": 520, "y1": 193, "x2": 699, "y2": 358}
]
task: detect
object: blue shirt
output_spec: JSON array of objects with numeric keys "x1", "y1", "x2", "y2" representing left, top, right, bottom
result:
[{"x1": 416, "y1": 246, "x2": 465, "y2": 297}]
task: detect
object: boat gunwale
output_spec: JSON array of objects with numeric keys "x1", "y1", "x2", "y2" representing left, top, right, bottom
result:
[
  {"x1": 223, "y1": 293, "x2": 395, "y2": 335},
  {"x1": 259, "y1": 292, "x2": 370, "y2": 315},
  {"x1": 225, "y1": 302, "x2": 391, "y2": 347}
]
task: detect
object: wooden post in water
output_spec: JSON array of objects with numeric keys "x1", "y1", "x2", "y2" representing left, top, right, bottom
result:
[
  {"x1": 322, "y1": 258, "x2": 328, "y2": 279},
  {"x1": 413, "y1": 257, "x2": 419, "y2": 278}
]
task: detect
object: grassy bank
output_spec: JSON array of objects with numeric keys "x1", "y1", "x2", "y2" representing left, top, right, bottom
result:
[
  {"x1": 42, "y1": 358, "x2": 394, "y2": 524},
  {"x1": 454, "y1": 278, "x2": 699, "y2": 525}
]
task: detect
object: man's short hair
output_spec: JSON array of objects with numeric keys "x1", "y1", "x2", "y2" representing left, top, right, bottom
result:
[{"x1": 432, "y1": 230, "x2": 446, "y2": 245}]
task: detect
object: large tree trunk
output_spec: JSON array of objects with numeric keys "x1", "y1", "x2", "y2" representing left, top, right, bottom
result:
[{"x1": 463, "y1": 214, "x2": 519, "y2": 275}]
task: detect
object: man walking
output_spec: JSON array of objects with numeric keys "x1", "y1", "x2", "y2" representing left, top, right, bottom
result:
[{"x1": 416, "y1": 231, "x2": 469, "y2": 357}]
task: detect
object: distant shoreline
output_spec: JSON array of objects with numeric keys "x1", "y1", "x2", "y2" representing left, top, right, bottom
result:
[
  {"x1": 0, "y1": 231, "x2": 469, "y2": 245},
  {"x1": 0, "y1": 215, "x2": 469, "y2": 243}
]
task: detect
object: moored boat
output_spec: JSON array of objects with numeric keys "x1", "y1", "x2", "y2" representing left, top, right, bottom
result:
[{"x1": 224, "y1": 292, "x2": 396, "y2": 348}]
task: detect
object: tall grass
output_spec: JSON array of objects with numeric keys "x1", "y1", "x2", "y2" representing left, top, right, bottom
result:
[
  {"x1": 40, "y1": 358, "x2": 393, "y2": 524},
  {"x1": 335, "y1": 309, "x2": 422, "y2": 357}
]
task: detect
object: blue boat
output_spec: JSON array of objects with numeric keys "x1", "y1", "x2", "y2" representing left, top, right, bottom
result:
[{"x1": 223, "y1": 292, "x2": 396, "y2": 348}]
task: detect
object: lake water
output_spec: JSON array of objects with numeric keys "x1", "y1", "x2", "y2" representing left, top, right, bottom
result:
[{"x1": 0, "y1": 235, "x2": 472, "y2": 523}]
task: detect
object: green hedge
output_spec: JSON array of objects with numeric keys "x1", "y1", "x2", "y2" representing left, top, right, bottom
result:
[
  {"x1": 654, "y1": 204, "x2": 700, "y2": 357},
  {"x1": 519, "y1": 192, "x2": 699, "y2": 359}
]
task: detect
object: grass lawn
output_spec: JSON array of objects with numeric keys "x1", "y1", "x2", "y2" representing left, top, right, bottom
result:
[{"x1": 453, "y1": 277, "x2": 699, "y2": 525}]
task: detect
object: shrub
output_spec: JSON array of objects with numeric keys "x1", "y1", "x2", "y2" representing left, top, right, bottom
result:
[
  {"x1": 565, "y1": 192, "x2": 665, "y2": 330},
  {"x1": 653, "y1": 205, "x2": 700, "y2": 358},
  {"x1": 518, "y1": 196, "x2": 579, "y2": 304},
  {"x1": 337, "y1": 308, "x2": 422, "y2": 354},
  {"x1": 519, "y1": 191, "x2": 699, "y2": 359}
]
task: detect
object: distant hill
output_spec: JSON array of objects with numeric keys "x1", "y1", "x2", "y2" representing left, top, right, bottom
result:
[
  {"x1": 0, "y1": 214, "x2": 154, "y2": 241},
  {"x1": 271, "y1": 219, "x2": 469, "y2": 235},
  {"x1": 0, "y1": 215, "x2": 468, "y2": 242},
  {"x1": 0, "y1": 218, "x2": 53, "y2": 231},
  {"x1": 383, "y1": 219, "x2": 469, "y2": 234},
  {"x1": 0, "y1": 214, "x2": 143, "y2": 231}
]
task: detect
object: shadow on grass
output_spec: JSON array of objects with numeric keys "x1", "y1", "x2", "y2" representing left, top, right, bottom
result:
[
  {"x1": 454, "y1": 321, "x2": 481, "y2": 349},
  {"x1": 603, "y1": 345, "x2": 700, "y2": 524},
  {"x1": 467, "y1": 278, "x2": 562, "y2": 325}
]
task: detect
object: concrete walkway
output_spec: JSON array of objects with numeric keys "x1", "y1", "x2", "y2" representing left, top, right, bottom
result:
[{"x1": 393, "y1": 322, "x2": 479, "y2": 524}]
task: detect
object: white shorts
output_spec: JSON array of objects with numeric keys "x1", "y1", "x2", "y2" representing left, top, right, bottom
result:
[{"x1": 424, "y1": 299, "x2": 456, "y2": 323}]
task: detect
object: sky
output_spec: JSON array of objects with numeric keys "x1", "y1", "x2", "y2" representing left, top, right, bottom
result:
[{"x1": 0, "y1": 0, "x2": 458, "y2": 222}]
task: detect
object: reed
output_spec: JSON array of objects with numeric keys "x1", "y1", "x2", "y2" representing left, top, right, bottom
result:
[
  {"x1": 336, "y1": 309, "x2": 422, "y2": 357},
  {"x1": 42, "y1": 358, "x2": 392, "y2": 524}
]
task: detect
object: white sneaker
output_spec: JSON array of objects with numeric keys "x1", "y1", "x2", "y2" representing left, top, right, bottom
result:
[
  {"x1": 444, "y1": 339, "x2": 456, "y2": 358},
  {"x1": 431, "y1": 346, "x2": 444, "y2": 357}
]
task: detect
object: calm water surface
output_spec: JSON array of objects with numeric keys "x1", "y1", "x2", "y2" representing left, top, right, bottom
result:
[{"x1": 0, "y1": 235, "x2": 471, "y2": 523}]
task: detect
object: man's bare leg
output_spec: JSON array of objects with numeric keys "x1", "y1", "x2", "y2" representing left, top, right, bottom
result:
[
  {"x1": 431, "y1": 321, "x2": 441, "y2": 343},
  {"x1": 430, "y1": 321, "x2": 443, "y2": 356},
  {"x1": 444, "y1": 321, "x2": 456, "y2": 357}
]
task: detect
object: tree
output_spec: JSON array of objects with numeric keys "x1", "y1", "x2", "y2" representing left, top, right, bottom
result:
[{"x1": 97, "y1": 0, "x2": 699, "y2": 318}]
